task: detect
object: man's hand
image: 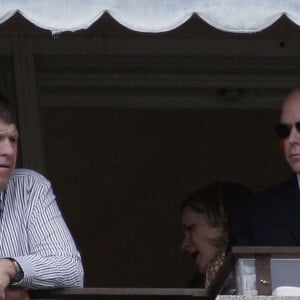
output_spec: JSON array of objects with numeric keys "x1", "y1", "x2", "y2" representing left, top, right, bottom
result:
[
  {"x1": 0, "y1": 259, "x2": 17, "y2": 300},
  {"x1": 6, "y1": 288, "x2": 30, "y2": 300}
]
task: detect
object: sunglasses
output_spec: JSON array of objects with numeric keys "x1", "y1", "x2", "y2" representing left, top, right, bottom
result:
[{"x1": 275, "y1": 122, "x2": 300, "y2": 139}]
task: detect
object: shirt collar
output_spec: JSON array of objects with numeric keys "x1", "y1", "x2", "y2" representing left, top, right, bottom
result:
[
  {"x1": 0, "y1": 189, "x2": 5, "y2": 211},
  {"x1": 296, "y1": 173, "x2": 300, "y2": 191}
]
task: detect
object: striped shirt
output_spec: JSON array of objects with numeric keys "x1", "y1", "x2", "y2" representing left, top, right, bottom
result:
[{"x1": 0, "y1": 168, "x2": 84, "y2": 288}]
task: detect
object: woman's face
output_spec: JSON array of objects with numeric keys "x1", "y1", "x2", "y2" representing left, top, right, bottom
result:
[{"x1": 181, "y1": 206, "x2": 224, "y2": 274}]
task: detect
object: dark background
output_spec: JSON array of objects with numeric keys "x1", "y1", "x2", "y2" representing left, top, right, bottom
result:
[
  {"x1": 0, "y1": 13, "x2": 296, "y2": 287},
  {"x1": 41, "y1": 107, "x2": 290, "y2": 287}
]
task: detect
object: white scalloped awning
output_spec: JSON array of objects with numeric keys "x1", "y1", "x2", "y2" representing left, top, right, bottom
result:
[{"x1": 1, "y1": 0, "x2": 300, "y2": 34}]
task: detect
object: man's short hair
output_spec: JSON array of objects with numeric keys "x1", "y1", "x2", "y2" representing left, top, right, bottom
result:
[{"x1": 0, "y1": 94, "x2": 17, "y2": 125}]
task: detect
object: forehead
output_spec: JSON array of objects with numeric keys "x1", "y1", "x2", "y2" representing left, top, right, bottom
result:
[
  {"x1": 182, "y1": 206, "x2": 208, "y2": 225},
  {"x1": 0, "y1": 120, "x2": 18, "y2": 134},
  {"x1": 281, "y1": 91, "x2": 300, "y2": 122}
]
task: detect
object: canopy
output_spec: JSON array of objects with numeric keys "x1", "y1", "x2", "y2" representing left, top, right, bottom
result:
[{"x1": 2, "y1": 0, "x2": 300, "y2": 34}]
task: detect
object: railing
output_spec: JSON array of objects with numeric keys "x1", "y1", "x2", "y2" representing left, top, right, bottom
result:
[{"x1": 30, "y1": 288, "x2": 208, "y2": 299}]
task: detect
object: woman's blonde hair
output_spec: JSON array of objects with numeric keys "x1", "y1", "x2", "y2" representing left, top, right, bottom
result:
[{"x1": 182, "y1": 181, "x2": 251, "y2": 247}]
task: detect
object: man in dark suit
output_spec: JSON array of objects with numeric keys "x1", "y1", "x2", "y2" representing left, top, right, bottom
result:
[{"x1": 229, "y1": 86, "x2": 300, "y2": 246}]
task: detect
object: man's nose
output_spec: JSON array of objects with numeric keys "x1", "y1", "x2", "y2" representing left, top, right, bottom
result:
[
  {"x1": 1, "y1": 139, "x2": 14, "y2": 155},
  {"x1": 288, "y1": 126, "x2": 300, "y2": 143}
]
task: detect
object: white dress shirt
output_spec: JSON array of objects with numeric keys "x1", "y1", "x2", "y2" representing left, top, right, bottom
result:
[{"x1": 0, "y1": 168, "x2": 83, "y2": 288}]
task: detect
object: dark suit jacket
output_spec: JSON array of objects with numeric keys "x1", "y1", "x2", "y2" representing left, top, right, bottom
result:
[{"x1": 228, "y1": 175, "x2": 300, "y2": 246}]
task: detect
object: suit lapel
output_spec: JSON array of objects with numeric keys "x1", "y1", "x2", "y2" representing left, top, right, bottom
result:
[{"x1": 275, "y1": 175, "x2": 300, "y2": 244}]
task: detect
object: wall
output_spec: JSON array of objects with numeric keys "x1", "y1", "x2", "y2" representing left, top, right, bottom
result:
[
  {"x1": 40, "y1": 106, "x2": 291, "y2": 287},
  {"x1": 0, "y1": 13, "x2": 298, "y2": 288}
]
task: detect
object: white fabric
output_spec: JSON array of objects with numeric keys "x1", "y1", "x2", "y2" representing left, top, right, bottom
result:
[
  {"x1": 1, "y1": 0, "x2": 300, "y2": 34},
  {"x1": 273, "y1": 286, "x2": 300, "y2": 296}
]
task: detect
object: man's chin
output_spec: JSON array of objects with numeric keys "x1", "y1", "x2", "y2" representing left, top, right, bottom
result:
[
  {"x1": 0, "y1": 175, "x2": 10, "y2": 191},
  {"x1": 290, "y1": 163, "x2": 300, "y2": 173}
]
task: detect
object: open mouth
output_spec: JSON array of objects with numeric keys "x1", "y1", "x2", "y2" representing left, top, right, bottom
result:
[
  {"x1": 190, "y1": 251, "x2": 199, "y2": 260},
  {"x1": 0, "y1": 165, "x2": 10, "y2": 169}
]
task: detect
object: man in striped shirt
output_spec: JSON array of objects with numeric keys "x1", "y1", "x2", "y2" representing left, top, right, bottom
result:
[{"x1": 0, "y1": 98, "x2": 83, "y2": 299}]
